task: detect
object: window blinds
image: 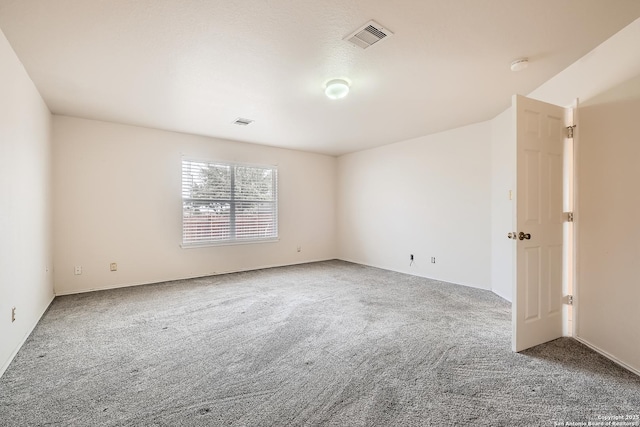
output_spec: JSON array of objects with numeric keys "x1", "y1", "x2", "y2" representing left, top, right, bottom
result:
[{"x1": 182, "y1": 159, "x2": 278, "y2": 246}]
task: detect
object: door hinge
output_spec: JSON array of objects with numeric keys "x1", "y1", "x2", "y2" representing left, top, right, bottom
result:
[
  {"x1": 566, "y1": 125, "x2": 576, "y2": 139},
  {"x1": 565, "y1": 295, "x2": 574, "y2": 305},
  {"x1": 564, "y1": 211, "x2": 574, "y2": 222}
]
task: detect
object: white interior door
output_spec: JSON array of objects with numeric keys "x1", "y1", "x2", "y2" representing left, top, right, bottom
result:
[{"x1": 512, "y1": 95, "x2": 566, "y2": 352}]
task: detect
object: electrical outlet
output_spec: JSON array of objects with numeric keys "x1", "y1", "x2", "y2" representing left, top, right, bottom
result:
[
  {"x1": 431, "y1": 257, "x2": 436, "y2": 263},
  {"x1": 410, "y1": 254, "x2": 414, "y2": 261},
  {"x1": 296, "y1": 246, "x2": 301, "y2": 253},
  {"x1": 74, "y1": 266, "x2": 82, "y2": 275},
  {"x1": 11, "y1": 307, "x2": 16, "y2": 322},
  {"x1": 110, "y1": 262, "x2": 117, "y2": 271}
]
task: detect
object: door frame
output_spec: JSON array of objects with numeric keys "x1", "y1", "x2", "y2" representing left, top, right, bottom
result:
[{"x1": 568, "y1": 99, "x2": 579, "y2": 339}]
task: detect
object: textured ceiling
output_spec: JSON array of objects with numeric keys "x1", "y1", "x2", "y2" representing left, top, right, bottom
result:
[{"x1": 1, "y1": 0, "x2": 639, "y2": 156}]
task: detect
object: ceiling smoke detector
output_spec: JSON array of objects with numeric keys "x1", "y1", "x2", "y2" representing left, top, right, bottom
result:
[
  {"x1": 344, "y1": 20, "x2": 393, "y2": 49},
  {"x1": 232, "y1": 117, "x2": 254, "y2": 126},
  {"x1": 510, "y1": 58, "x2": 529, "y2": 72}
]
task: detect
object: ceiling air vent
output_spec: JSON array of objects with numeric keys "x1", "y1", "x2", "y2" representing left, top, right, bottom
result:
[
  {"x1": 344, "y1": 20, "x2": 393, "y2": 49},
  {"x1": 232, "y1": 117, "x2": 254, "y2": 126}
]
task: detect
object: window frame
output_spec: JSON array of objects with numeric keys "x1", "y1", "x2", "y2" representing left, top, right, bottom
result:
[{"x1": 181, "y1": 158, "x2": 279, "y2": 248}]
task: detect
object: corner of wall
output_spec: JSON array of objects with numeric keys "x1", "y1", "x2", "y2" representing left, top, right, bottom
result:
[
  {"x1": 336, "y1": 122, "x2": 493, "y2": 290},
  {"x1": 0, "y1": 27, "x2": 54, "y2": 377}
]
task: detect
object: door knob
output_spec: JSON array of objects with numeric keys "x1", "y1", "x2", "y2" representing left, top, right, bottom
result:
[{"x1": 518, "y1": 232, "x2": 531, "y2": 240}]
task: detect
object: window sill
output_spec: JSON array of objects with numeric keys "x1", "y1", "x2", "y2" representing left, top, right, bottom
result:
[{"x1": 180, "y1": 238, "x2": 279, "y2": 249}]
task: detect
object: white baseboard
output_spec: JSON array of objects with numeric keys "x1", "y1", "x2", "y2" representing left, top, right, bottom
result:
[
  {"x1": 54, "y1": 258, "x2": 337, "y2": 296},
  {"x1": 336, "y1": 257, "x2": 491, "y2": 292},
  {"x1": 490, "y1": 288, "x2": 512, "y2": 303},
  {"x1": 0, "y1": 295, "x2": 55, "y2": 378},
  {"x1": 575, "y1": 336, "x2": 640, "y2": 377}
]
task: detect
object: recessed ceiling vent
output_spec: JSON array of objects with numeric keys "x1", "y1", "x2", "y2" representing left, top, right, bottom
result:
[
  {"x1": 232, "y1": 117, "x2": 254, "y2": 126},
  {"x1": 344, "y1": 20, "x2": 393, "y2": 49}
]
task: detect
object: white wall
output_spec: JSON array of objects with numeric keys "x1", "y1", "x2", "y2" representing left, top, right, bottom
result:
[
  {"x1": 0, "y1": 29, "x2": 54, "y2": 376},
  {"x1": 489, "y1": 108, "x2": 515, "y2": 301},
  {"x1": 575, "y1": 75, "x2": 640, "y2": 374},
  {"x1": 337, "y1": 121, "x2": 492, "y2": 289},
  {"x1": 52, "y1": 116, "x2": 337, "y2": 294},
  {"x1": 528, "y1": 18, "x2": 640, "y2": 110}
]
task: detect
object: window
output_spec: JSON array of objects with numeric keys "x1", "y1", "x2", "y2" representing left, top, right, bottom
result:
[{"x1": 182, "y1": 159, "x2": 278, "y2": 246}]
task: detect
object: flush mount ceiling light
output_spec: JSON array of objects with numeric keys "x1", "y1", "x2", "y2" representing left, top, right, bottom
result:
[
  {"x1": 325, "y1": 79, "x2": 350, "y2": 99},
  {"x1": 510, "y1": 58, "x2": 529, "y2": 72}
]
